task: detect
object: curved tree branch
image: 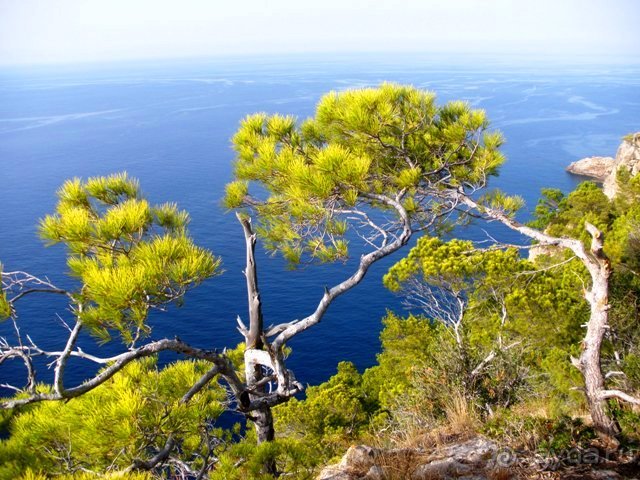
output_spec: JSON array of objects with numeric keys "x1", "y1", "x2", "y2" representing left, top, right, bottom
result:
[
  {"x1": 1, "y1": 338, "x2": 243, "y2": 409},
  {"x1": 54, "y1": 318, "x2": 82, "y2": 396},
  {"x1": 2, "y1": 270, "x2": 72, "y2": 303},
  {"x1": 270, "y1": 193, "x2": 412, "y2": 350},
  {"x1": 599, "y1": 389, "x2": 640, "y2": 405},
  {"x1": 0, "y1": 341, "x2": 36, "y2": 393},
  {"x1": 456, "y1": 188, "x2": 630, "y2": 446}
]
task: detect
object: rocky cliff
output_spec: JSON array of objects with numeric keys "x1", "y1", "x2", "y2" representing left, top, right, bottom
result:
[
  {"x1": 316, "y1": 436, "x2": 635, "y2": 479},
  {"x1": 316, "y1": 438, "x2": 501, "y2": 480},
  {"x1": 566, "y1": 133, "x2": 640, "y2": 198},
  {"x1": 603, "y1": 133, "x2": 640, "y2": 198}
]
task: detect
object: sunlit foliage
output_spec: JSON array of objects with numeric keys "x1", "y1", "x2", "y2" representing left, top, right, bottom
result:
[
  {"x1": 0, "y1": 359, "x2": 227, "y2": 479},
  {"x1": 38, "y1": 173, "x2": 221, "y2": 343},
  {"x1": 226, "y1": 83, "x2": 504, "y2": 265}
]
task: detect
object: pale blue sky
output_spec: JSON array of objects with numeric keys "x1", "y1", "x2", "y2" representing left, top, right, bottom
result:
[{"x1": 0, "y1": 0, "x2": 638, "y2": 65}]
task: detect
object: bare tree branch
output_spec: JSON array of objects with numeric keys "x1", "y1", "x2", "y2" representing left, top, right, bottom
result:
[
  {"x1": 54, "y1": 318, "x2": 82, "y2": 396},
  {"x1": 599, "y1": 389, "x2": 640, "y2": 405},
  {"x1": 2, "y1": 270, "x2": 72, "y2": 303},
  {"x1": 1, "y1": 338, "x2": 243, "y2": 410},
  {"x1": 470, "y1": 341, "x2": 522, "y2": 378},
  {"x1": 0, "y1": 339, "x2": 36, "y2": 393},
  {"x1": 271, "y1": 192, "x2": 413, "y2": 350}
]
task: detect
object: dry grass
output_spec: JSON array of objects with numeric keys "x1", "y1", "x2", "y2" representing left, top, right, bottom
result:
[
  {"x1": 409, "y1": 392, "x2": 479, "y2": 449},
  {"x1": 508, "y1": 399, "x2": 553, "y2": 419},
  {"x1": 358, "y1": 394, "x2": 488, "y2": 479},
  {"x1": 374, "y1": 449, "x2": 428, "y2": 480},
  {"x1": 376, "y1": 392, "x2": 482, "y2": 452},
  {"x1": 443, "y1": 392, "x2": 480, "y2": 436},
  {"x1": 487, "y1": 466, "x2": 516, "y2": 480}
]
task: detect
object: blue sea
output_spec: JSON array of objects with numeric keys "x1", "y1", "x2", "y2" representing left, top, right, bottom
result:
[{"x1": 1, "y1": 54, "x2": 639, "y2": 396}]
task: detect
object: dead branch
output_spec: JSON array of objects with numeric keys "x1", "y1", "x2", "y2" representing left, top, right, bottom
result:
[
  {"x1": 1, "y1": 338, "x2": 243, "y2": 410},
  {"x1": 271, "y1": 192, "x2": 413, "y2": 350}
]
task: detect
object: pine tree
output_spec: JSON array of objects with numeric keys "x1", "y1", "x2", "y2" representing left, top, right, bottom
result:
[{"x1": 224, "y1": 83, "x2": 504, "y2": 467}]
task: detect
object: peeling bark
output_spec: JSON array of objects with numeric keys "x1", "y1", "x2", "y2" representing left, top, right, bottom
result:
[{"x1": 575, "y1": 223, "x2": 620, "y2": 447}]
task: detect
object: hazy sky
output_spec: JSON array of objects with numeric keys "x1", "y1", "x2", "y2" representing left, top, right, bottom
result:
[{"x1": 0, "y1": 0, "x2": 638, "y2": 65}]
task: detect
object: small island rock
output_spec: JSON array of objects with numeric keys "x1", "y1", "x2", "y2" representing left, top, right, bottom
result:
[{"x1": 566, "y1": 156, "x2": 615, "y2": 181}]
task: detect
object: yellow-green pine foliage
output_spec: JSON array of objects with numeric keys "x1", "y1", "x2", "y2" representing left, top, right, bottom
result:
[
  {"x1": 0, "y1": 358, "x2": 226, "y2": 478},
  {"x1": 384, "y1": 236, "x2": 481, "y2": 292},
  {"x1": 208, "y1": 435, "x2": 322, "y2": 480},
  {"x1": 16, "y1": 470, "x2": 151, "y2": 480},
  {"x1": 385, "y1": 236, "x2": 587, "y2": 336},
  {"x1": 478, "y1": 189, "x2": 525, "y2": 218},
  {"x1": 0, "y1": 292, "x2": 10, "y2": 320},
  {"x1": 529, "y1": 178, "x2": 640, "y2": 266},
  {"x1": 225, "y1": 83, "x2": 504, "y2": 265},
  {"x1": 0, "y1": 264, "x2": 11, "y2": 320},
  {"x1": 530, "y1": 182, "x2": 612, "y2": 247},
  {"x1": 361, "y1": 312, "x2": 453, "y2": 410},
  {"x1": 608, "y1": 169, "x2": 640, "y2": 269},
  {"x1": 38, "y1": 173, "x2": 221, "y2": 343}
]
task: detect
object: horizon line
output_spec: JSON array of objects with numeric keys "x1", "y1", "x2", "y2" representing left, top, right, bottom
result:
[{"x1": 1, "y1": 50, "x2": 640, "y2": 70}]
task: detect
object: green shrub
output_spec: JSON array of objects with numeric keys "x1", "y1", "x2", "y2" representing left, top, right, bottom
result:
[
  {"x1": 482, "y1": 411, "x2": 596, "y2": 452},
  {"x1": 0, "y1": 358, "x2": 226, "y2": 479}
]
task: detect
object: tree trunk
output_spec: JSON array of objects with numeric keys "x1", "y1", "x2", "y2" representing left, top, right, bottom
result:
[
  {"x1": 576, "y1": 252, "x2": 620, "y2": 448},
  {"x1": 245, "y1": 361, "x2": 277, "y2": 473},
  {"x1": 238, "y1": 214, "x2": 277, "y2": 475},
  {"x1": 457, "y1": 195, "x2": 626, "y2": 447}
]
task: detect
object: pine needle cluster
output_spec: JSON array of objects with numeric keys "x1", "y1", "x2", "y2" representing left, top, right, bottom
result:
[
  {"x1": 225, "y1": 83, "x2": 505, "y2": 266},
  {"x1": 38, "y1": 173, "x2": 221, "y2": 343}
]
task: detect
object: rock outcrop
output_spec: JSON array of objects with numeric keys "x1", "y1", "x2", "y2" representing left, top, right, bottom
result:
[
  {"x1": 603, "y1": 133, "x2": 640, "y2": 198},
  {"x1": 317, "y1": 436, "x2": 637, "y2": 479},
  {"x1": 566, "y1": 133, "x2": 640, "y2": 198},
  {"x1": 317, "y1": 437, "x2": 500, "y2": 480},
  {"x1": 566, "y1": 156, "x2": 616, "y2": 181}
]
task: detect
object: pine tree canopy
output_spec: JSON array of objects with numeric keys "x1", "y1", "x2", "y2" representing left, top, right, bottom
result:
[
  {"x1": 38, "y1": 173, "x2": 221, "y2": 343},
  {"x1": 225, "y1": 83, "x2": 505, "y2": 265}
]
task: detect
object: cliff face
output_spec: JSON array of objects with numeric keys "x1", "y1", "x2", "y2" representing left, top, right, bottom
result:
[
  {"x1": 566, "y1": 133, "x2": 640, "y2": 198},
  {"x1": 603, "y1": 133, "x2": 640, "y2": 198}
]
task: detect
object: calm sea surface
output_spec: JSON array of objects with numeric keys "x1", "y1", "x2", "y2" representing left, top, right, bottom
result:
[{"x1": 1, "y1": 55, "x2": 639, "y2": 393}]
